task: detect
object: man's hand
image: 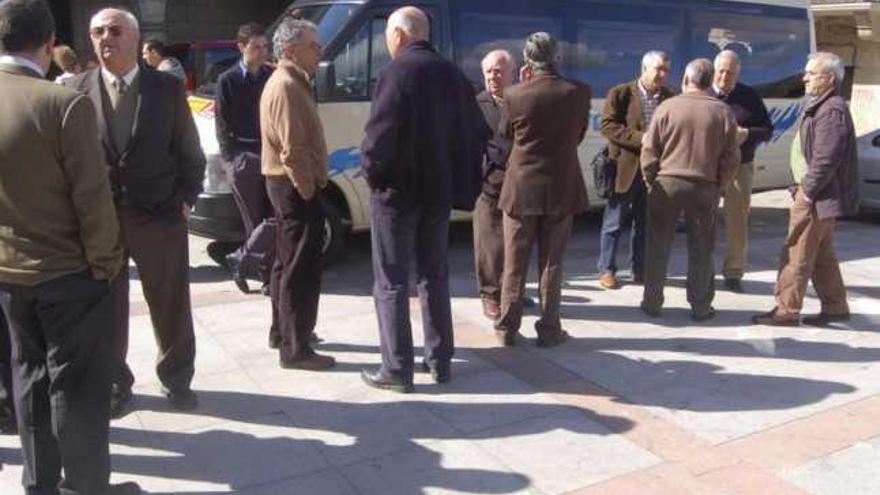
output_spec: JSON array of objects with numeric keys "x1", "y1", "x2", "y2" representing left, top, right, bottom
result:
[
  {"x1": 736, "y1": 127, "x2": 749, "y2": 146},
  {"x1": 182, "y1": 203, "x2": 192, "y2": 221}
]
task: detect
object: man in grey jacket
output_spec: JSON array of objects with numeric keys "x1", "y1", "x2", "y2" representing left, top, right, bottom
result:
[{"x1": 753, "y1": 52, "x2": 859, "y2": 327}]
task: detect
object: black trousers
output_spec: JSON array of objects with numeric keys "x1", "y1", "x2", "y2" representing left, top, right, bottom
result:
[
  {"x1": 226, "y1": 151, "x2": 276, "y2": 282},
  {"x1": 267, "y1": 179, "x2": 325, "y2": 360},
  {"x1": 113, "y1": 207, "x2": 196, "y2": 393},
  {"x1": 370, "y1": 194, "x2": 454, "y2": 379},
  {"x1": 0, "y1": 272, "x2": 114, "y2": 495},
  {"x1": 0, "y1": 307, "x2": 14, "y2": 424}
]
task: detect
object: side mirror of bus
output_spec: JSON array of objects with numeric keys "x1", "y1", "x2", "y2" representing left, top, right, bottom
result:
[{"x1": 315, "y1": 61, "x2": 335, "y2": 101}]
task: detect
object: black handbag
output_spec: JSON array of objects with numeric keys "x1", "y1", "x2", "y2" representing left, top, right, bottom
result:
[{"x1": 591, "y1": 146, "x2": 617, "y2": 199}]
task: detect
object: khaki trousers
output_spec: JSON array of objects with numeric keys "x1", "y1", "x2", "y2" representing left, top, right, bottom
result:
[
  {"x1": 775, "y1": 188, "x2": 849, "y2": 316},
  {"x1": 496, "y1": 212, "x2": 572, "y2": 337},
  {"x1": 722, "y1": 161, "x2": 755, "y2": 280}
]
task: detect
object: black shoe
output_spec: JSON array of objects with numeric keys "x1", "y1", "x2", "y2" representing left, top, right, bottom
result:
[
  {"x1": 536, "y1": 330, "x2": 569, "y2": 348},
  {"x1": 279, "y1": 352, "x2": 335, "y2": 370},
  {"x1": 420, "y1": 360, "x2": 451, "y2": 384},
  {"x1": 110, "y1": 385, "x2": 133, "y2": 419},
  {"x1": 691, "y1": 307, "x2": 717, "y2": 322},
  {"x1": 640, "y1": 301, "x2": 662, "y2": 318},
  {"x1": 751, "y1": 308, "x2": 800, "y2": 327},
  {"x1": 225, "y1": 253, "x2": 249, "y2": 294},
  {"x1": 361, "y1": 368, "x2": 413, "y2": 393},
  {"x1": 723, "y1": 278, "x2": 744, "y2": 293},
  {"x1": 260, "y1": 283, "x2": 271, "y2": 296},
  {"x1": 522, "y1": 296, "x2": 537, "y2": 308},
  {"x1": 802, "y1": 313, "x2": 850, "y2": 327},
  {"x1": 106, "y1": 481, "x2": 142, "y2": 495},
  {"x1": 161, "y1": 386, "x2": 198, "y2": 411}
]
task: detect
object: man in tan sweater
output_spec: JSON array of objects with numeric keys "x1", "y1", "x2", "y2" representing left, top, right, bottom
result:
[
  {"x1": 640, "y1": 58, "x2": 740, "y2": 321},
  {"x1": 260, "y1": 17, "x2": 333, "y2": 370}
]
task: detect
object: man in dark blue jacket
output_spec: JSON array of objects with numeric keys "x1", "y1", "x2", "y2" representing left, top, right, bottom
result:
[{"x1": 360, "y1": 6, "x2": 490, "y2": 393}]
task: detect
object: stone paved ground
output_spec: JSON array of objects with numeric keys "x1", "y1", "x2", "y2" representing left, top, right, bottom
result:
[{"x1": 1, "y1": 191, "x2": 879, "y2": 494}]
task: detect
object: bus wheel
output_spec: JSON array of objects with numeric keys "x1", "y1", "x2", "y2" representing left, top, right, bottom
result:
[{"x1": 321, "y1": 199, "x2": 347, "y2": 267}]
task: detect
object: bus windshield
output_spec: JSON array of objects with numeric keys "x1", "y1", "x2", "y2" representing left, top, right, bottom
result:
[{"x1": 278, "y1": 3, "x2": 361, "y2": 44}]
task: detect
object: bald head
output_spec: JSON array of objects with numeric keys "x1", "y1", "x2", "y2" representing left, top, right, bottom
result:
[
  {"x1": 385, "y1": 6, "x2": 429, "y2": 58},
  {"x1": 89, "y1": 8, "x2": 140, "y2": 75},
  {"x1": 481, "y1": 49, "x2": 515, "y2": 98}
]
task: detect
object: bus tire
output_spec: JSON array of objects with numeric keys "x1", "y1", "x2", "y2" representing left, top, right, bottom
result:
[{"x1": 321, "y1": 198, "x2": 347, "y2": 267}]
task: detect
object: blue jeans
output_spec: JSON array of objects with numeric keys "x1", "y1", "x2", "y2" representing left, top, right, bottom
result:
[{"x1": 597, "y1": 178, "x2": 647, "y2": 277}]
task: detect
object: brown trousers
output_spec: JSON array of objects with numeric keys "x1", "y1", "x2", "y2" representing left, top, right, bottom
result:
[
  {"x1": 113, "y1": 207, "x2": 195, "y2": 392},
  {"x1": 473, "y1": 193, "x2": 504, "y2": 303},
  {"x1": 496, "y1": 212, "x2": 573, "y2": 337},
  {"x1": 775, "y1": 189, "x2": 849, "y2": 316},
  {"x1": 643, "y1": 177, "x2": 719, "y2": 314},
  {"x1": 722, "y1": 161, "x2": 755, "y2": 280}
]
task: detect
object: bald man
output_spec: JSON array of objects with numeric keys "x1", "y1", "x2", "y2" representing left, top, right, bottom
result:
[
  {"x1": 361, "y1": 6, "x2": 490, "y2": 392},
  {"x1": 64, "y1": 7, "x2": 205, "y2": 415},
  {"x1": 473, "y1": 50, "x2": 516, "y2": 320}
]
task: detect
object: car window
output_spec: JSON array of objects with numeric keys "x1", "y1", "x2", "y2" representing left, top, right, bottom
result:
[{"x1": 194, "y1": 46, "x2": 240, "y2": 97}]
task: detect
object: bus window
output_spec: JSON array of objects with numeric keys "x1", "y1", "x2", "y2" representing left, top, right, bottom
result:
[
  {"x1": 369, "y1": 17, "x2": 391, "y2": 94},
  {"x1": 687, "y1": 4, "x2": 810, "y2": 98},
  {"x1": 330, "y1": 19, "x2": 370, "y2": 97},
  {"x1": 568, "y1": 3, "x2": 683, "y2": 95},
  {"x1": 450, "y1": 0, "x2": 563, "y2": 86}
]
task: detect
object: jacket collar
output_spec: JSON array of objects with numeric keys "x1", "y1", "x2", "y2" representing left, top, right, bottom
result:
[
  {"x1": 804, "y1": 88, "x2": 838, "y2": 116},
  {"x1": 0, "y1": 55, "x2": 44, "y2": 78},
  {"x1": 400, "y1": 40, "x2": 435, "y2": 55},
  {"x1": 278, "y1": 59, "x2": 312, "y2": 89}
]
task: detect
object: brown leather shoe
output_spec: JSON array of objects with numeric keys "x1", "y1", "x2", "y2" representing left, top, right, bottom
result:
[
  {"x1": 751, "y1": 309, "x2": 800, "y2": 327},
  {"x1": 599, "y1": 272, "x2": 620, "y2": 290},
  {"x1": 802, "y1": 313, "x2": 850, "y2": 327},
  {"x1": 481, "y1": 298, "x2": 501, "y2": 320},
  {"x1": 280, "y1": 352, "x2": 336, "y2": 370}
]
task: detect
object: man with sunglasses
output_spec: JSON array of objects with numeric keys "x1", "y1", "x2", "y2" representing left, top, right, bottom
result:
[{"x1": 64, "y1": 7, "x2": 206, "y2": 416}]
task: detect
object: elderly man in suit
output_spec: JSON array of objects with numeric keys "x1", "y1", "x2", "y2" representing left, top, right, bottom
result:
[
  {"x1": 493, "y1": 32, "x2": 592, "y2": 347},
  {"x1": 360, "y1": 6, "x2": 489, "y2": 392},
  {"x1": 473, "y1": 49, "x2": 516, "y2": 320},
  {"x1": 640, "y1": 59, "x2": 740, "y2": 321},
  {"x1": 64, "y1": 7, "x2": 206, "y2": 415},
  {"x1": 753, "y1": 52, "x2": 859, "y2": 327},
  {"x1": 597, "y1": 51, "x2": 674, "y2": 290},
  {"x1": 0, "y1": 1, "x2": 140, "y2": 493}
]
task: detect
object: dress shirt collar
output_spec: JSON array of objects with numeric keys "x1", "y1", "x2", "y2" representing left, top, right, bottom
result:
[
  {"x1": 638, "y1": 79, "x2": 660, "y2": 100},
  {"x1": 101, "y1": 64, "x2": 139, "y2": 88},
  {"x1": 0, "y1": 55, "x2": 45, "y2": 77}
]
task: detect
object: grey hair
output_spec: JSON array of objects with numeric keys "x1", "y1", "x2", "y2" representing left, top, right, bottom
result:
[
  {"x1": 714, "y1": 49, "x2": 741, "y2": 70},
  {"x1": 90, "y1": 8, "x2": 139, "y2": 32},
  {"x1": 387, "y1": 6, "x2": 429, "y2": 41},
  {"x1": 684, "y1": 58, "x2": 714, "y2": 89},
  {"x1": 481, "y1": 49, "x2": 515, "y2": 71},
  {"x1": 273, "y1": 17, "x2": 317, "y2": 59},
  {"x1": 641, "y1": 51, "x2": 669, "y2": 73},
  {"x1": 523, "y1": 32, "x2": 558, "y2": 72},
  {"x1": 809, "y1": 51, "x2": 846, "y2": 87}
]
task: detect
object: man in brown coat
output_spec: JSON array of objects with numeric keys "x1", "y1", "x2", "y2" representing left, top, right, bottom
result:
[
  {"x1": 640, "y1": 58, "x2": 740, "y2": 321},
  {"x1": 261, "y1": 18, "x2": 334, "y2": 369},
  {"x1": 0, "y1": 1, "x2": 139, "y2": 493},
  {"x1": 494, "y1": 32, "x2": 591, "y2": 347},
  {"x1": 753, "y1": 52, "x2": 859, "y2": 327},
  {"x1": 598, "y1": 51, "x2": 673, "y2": 289}
]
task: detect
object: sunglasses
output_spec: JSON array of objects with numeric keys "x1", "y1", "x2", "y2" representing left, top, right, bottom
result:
[{"x1": 90, "y1": 25, "x2": 124, "y2": 38}]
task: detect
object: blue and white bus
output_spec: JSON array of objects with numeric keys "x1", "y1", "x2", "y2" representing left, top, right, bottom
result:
[{"x1": 189, "y1": 0, "x2": 813, "y2": 262}]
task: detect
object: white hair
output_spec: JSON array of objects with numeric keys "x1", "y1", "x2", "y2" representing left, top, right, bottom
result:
[
  {"x1": 641, "y1": 51, "x2": 669, "y2": 74},
  {"x1": 809, "y1": 51, "x2": 846, "y2": 87},
  {"x1": 387, "y1": 6, "x2": 429, "y2": 41},
  {"x1": 714, "y1": 50, "x2": 741, "y2": 70},
  {"x1": 90, "y1": 8, "x2": 139, "y2": 32},
  {"x1": 273, "y1": 18, "x2": 317, "y2": 59},
  {"x1": 481, "y1": 49, "x2": 514, "y2": 71},
  {"x1": 684, "y1": 58, "x2": 714, "y2": 89}
]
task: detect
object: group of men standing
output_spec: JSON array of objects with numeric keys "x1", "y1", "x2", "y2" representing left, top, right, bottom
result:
[{"x1": 0, "y1": 0, "x2": 862, "y2": 493}]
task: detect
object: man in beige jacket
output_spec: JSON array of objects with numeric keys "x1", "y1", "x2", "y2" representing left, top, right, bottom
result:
[
  {"x1": 260, "y1": 17, "x2": 333, "y2": 370},
  {"x1": 640, "y1": 58, "x2": 740, "y2": 321}
]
